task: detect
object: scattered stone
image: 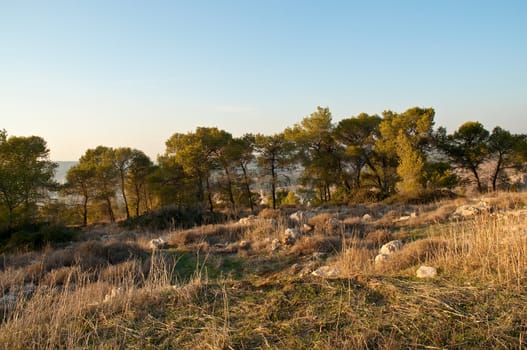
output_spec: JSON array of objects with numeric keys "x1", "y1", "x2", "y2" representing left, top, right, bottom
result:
[
  {"x1": 149, "y1": 236, "x2": 169, "y2": 250},
  {"x1": 379, "y1": 240, "x2": 403, "y2": 255},
  {"x1": 311, "y1": 266, "x2": 341, "y2": 278},
  {"x1": 238, "y1": 215, "x2": 256, "y2": 224},
  {"x1": 416, "y1": 266, "x2": 437, "y2": 278},
  {"x1": 289, "y1": 211, "x2": 305, "y2": 224},
  {"x1": 282, "y1": 228, "x2": 301, "y2": 245},
  {"x1": 361, "y1": 214, "x2": 373, "y2": 223}
]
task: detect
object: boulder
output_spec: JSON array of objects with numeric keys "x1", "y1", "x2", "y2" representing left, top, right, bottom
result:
[
  {"x1": 380, "y1": 240, "x2": 403, "y2": 255},
  {"x1": 416, "y1": 265, "x2": 437, "y2": 278}
]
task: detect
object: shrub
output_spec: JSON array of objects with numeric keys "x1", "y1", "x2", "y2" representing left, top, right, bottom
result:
[
  {"x1": 2, "y1": 223, "x2": 79, "y2": 251},
  {"x1": 120, "y1": 206, "x2": 227, "y2": 231}
]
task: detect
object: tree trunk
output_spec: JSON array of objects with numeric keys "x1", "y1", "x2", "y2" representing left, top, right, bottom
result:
[
  {"x1": 271, "y1": 163, "x2": 277, "y2": 209},
  {"x1": 492, "y1": 154, "x2": 504, "y2": 192},
  {"x1": 205, "y1": 176, "x2": 214, "y2": 213},
  {"x1": 224, "y1": 166, "x2": 236, "y2": 215},
  {"x1": 470, "y1": 166, "x2": 484, "y2": 193},
  {"x1": 134, "y1": 183, "x2": 141, "y2": 217},
  {"x1": 240, "y1": 163, "x2": 254, "y2": 212},
  {"x1": 82, "y1": 195, "x2": 88, "y2": 227},
  {"x1": 120, "y1": 172, "x2": 130, "y2": 219},
  {"x1": 106, "y1": 197, "x2": 115, "y2": 223}
]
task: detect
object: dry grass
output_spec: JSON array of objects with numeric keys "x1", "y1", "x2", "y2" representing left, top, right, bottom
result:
[{"x1": 2, "y1": 192, "x2": 527, "y2": 348}]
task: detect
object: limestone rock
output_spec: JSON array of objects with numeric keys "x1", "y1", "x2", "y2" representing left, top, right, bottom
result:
[
  {"x1": 282, "y1": 228, "x2": 301, "y2": 245},
  {"x1": 238, "y1": 215, "x2": 256, "y2": 224},
  {"x1": 380, "y1": 240, "x2": 403, "y2": 255},
  {"x1": 416, "y1": 265, "x2": 437, "y2": 278},
  {"x1": 361, "y1": 214, "x2": 373, "y2": 223}
]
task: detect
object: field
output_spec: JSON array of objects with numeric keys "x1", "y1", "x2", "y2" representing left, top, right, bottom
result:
[{"x1": 1, "y1": 192, "x2": 527, "y2": 349}]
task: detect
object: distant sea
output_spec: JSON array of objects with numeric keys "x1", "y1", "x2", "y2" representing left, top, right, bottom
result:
[{"x1": 54, "y1": 161, "x2": 77, "y2": 184}]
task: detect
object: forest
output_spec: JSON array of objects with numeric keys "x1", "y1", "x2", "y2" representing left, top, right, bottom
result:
[{"x1": 1, "y1": 106, "x2": 527, "y2": 247}]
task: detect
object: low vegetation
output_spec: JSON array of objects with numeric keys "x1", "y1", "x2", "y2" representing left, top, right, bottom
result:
[{"x1": 1, "y1": 192, "x2": 526, "y2": 349}]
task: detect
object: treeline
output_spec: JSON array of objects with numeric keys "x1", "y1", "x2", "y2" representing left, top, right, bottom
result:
[{"x1": 1, "y1": 106, "x2": 527, "y2": 232}]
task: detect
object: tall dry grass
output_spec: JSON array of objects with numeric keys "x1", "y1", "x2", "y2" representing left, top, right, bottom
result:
[
  {"x1": 433, "y1": 211, "x2": 527, "y2": 288},
  {"x1": 0, "y1": 249, "x2": 212, "y2": 350}
]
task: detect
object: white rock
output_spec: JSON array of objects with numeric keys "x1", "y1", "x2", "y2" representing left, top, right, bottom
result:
[
  {"x1": 311, "y1": 266, "x2": 341, "y2": 278},
  {"x1": 289, "y1": 211, "x2": 305, "y2": 223},
  {"x1": 361, "y1": 214, "x2": 373, "y2": 223},
  {"x1": 416, "y1": 266, "x2": 437, "y2": 278},
  {"x1": 380, "y1": 240, "x2": 403, "y2": 255},
  {"x1": 283, "y1": 228, "x2": 301, "y2": 245},
  {"x1": 238, "y1": 215, "x2": 256, "y2": 224}
]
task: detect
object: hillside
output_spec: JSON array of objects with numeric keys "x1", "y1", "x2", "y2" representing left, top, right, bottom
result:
[{"x1": 1, "y1": 192, "x2": 526, "y2": 349}]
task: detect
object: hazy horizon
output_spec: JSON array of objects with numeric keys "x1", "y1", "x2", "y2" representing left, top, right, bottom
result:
[{"x1": 2, "y1": 1, "x2": 526, "y2": 161}]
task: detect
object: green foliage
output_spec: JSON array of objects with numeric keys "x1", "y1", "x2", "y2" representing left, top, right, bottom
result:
[
  {"x1": 286, "y1": 107, "x2": 343, "y2": 203},
  {"x1": 378, "y1": 107, "x2": 435, "y2": 196},
  {"x1": 0, "y1": 131, "x2": 57, "y2": 228},
  {"x1": 336, "y1": 113, "x2": 381, "y2": 190},
  {"x1": 437, "y1": 121, "x2": 490, "y2": 192},
  {"x1": 281, "y1": 190, "x2": 300, "y2": 207},
  {"x1": 423, "y1": 162, "x2": 459, "y2": 190},
  {"x1": 488, "y1": 127, "x2": 527, "y2": 191}
]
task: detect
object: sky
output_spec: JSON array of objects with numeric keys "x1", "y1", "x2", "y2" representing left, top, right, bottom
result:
[{"x1": 1, "y1": 1, "x2": 526, "y2": 160}]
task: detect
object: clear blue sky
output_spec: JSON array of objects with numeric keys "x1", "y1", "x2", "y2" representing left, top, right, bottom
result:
[{"x1": 1, "y1": 1, "x2": 526, "y2": 160}]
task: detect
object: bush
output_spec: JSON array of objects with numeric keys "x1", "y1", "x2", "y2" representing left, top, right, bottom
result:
[
  {"x1": 120, "y1": 206, "x2": 228, "y2": 231},
  {"x1": 1, "y1": 223, "x2": 79, "y2": 251}
]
